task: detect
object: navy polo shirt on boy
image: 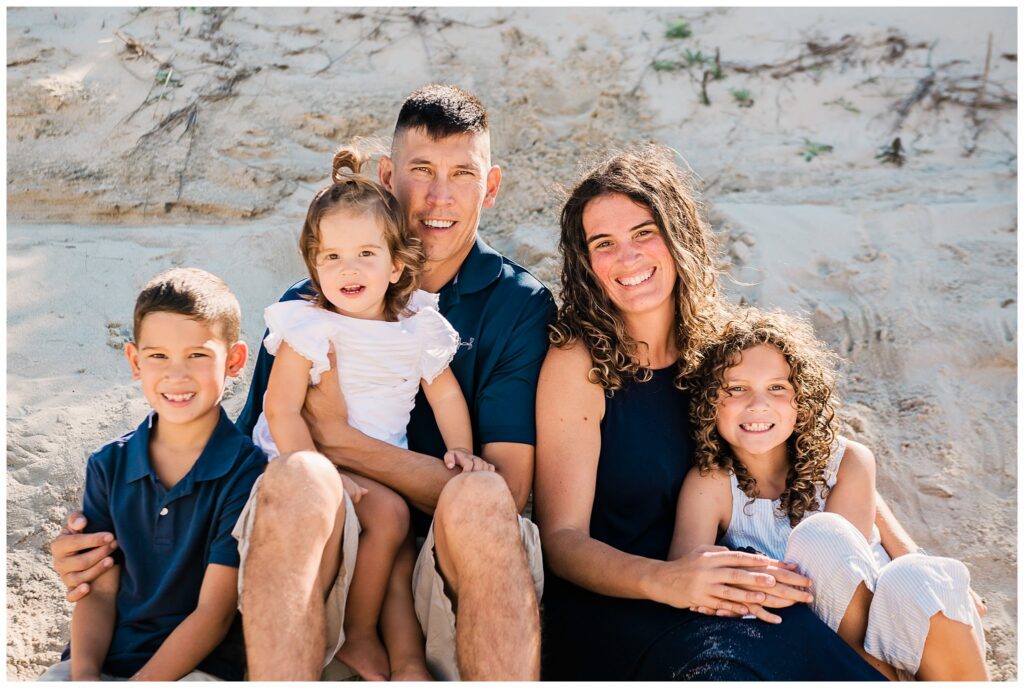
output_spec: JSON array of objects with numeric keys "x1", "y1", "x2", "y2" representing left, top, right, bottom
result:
[
  {"x1": 61, "y1": 408, "x2": 267, "y2": 679},
  {"x1": 236, "y1": 236, "x2": 555, "y2": 527}
]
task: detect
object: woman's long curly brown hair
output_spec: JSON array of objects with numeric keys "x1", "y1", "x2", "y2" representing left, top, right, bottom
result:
[
  {"x1": 689, "y1": 308, "x2": 840, "y2": 526},
  {"x1": 300, "y1": 145, "x2": 425, "y2": 321},
  {"x1": 549, "y1": 144, "x2": 726, "y2": 390}
]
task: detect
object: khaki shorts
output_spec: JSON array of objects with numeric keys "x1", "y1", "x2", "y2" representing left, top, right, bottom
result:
[
  {"x1": 233, "y1": 472, "x2": 362, "y2": 671},
  {"x1": 37, "y1": 659, "x2": 220, "y2": 681},
  {"x1": 412, "y1": 514, "x2": 545, "y2": 681}
]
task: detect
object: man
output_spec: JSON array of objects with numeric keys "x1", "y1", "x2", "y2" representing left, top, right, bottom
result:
[{"x1": 52, "y1": 84, "x2": 554, "y2": 681}]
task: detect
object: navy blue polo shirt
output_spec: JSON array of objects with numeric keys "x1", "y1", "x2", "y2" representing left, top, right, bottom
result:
[
  {"x1": 236, "y1": 236, "x2": 555, "y2": 525},
  {"x1": 62, "y1": 408, "x2": 267, "y2": 679}
]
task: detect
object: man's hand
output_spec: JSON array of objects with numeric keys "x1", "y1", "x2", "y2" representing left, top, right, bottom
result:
[
  {"x1": 50, "y1": 512, "x2": 117, "y2": 602},
  {"x1": 443, "y1": 448, "x2": 494, "y2": 473}
]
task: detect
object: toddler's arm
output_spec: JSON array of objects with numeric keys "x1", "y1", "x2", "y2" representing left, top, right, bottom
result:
[
  {"x1": 824, "y1": 439, "x2": 877, "y2": 539},
  {"x1": 129, "y1": 564, "x2": 238, "y2": 681},
  {"x1": 668, "y1": 466, "x2": 729, "y2": 560},
  {"x1": 69, "y1": 564, "x2": 120, "y2": 680},
  {"x1": 264, "y1": 341, "x2": 318, "y2": 454},
  {"x1": 421, "y1": 368, "x2": 479, "y2": 468}
]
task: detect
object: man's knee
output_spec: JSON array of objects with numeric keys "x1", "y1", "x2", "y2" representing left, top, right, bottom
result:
[
  {"x1": 436, "y1": 471, "x2": 517, "y2": 530},
  {"x1": 258, "y1": 450, "x2": 344, "y2": 528}
]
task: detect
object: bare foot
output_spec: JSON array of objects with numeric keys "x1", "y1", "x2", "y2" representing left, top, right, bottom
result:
[
  {"x1": 335, "y1": 630, "x2": 390, "y2": 681},
  {"x1": 390, "y1": 661, "x2": 433, "y2": 681}
]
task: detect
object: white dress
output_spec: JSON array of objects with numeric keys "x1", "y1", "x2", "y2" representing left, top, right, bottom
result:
[{"x1": 252, "y1": 290, "x2": 460, "y2": 457}]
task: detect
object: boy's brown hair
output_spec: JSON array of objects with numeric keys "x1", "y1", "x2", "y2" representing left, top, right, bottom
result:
[{"x1": 133, "y1": 267, "x2": 241, "y2": 343}]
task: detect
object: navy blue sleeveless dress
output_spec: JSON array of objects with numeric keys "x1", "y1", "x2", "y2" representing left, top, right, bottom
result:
[{"x1": 540, "y1": 366, "x2": 884, "y2": 680}]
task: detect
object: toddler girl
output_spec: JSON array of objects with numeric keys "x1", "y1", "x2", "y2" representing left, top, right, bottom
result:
[
  {"x1": 669, "y1": 308, "x2": 987, "y2": 681},
  {"x1": 253, "y1": 147, "x2": 477, "y2": 681}
]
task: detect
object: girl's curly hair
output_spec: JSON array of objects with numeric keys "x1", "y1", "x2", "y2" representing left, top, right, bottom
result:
[
  {"x1": 549, "y1": 144, "x2": 726, "y2": 391},
  {"x1": 689, "y1": 308, "x2": 840, "y2": 527},
  {"x1": 300, "y1": 145, "x2": 425, "y2": 321}
]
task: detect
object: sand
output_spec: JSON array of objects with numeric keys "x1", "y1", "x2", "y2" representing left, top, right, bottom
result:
[{"x1": 6, "y1": 6, "x2": 1017, "y2": 680}]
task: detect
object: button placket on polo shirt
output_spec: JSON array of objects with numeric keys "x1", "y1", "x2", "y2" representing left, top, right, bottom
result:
[{"x1": 153, "y1": 475, "x2": 197, "y2": 549}]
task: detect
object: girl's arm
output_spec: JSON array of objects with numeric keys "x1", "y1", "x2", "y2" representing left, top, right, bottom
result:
[
  {"x1": 70, "y1": 564, "x2": 120, "y2": 680},
  {"x1": 129, "y1": 564, "x2": 238, "y2": 681},
  {"x1": 667, "y1": 466, "x2": 730, "y2": 560},
  {"x1": 264, "y1": 341, "x2": 317, "y2": 454},
  {"x1": 421, "y1": 367, "x2": 474, "y2": 454},
  {"x1": 535, "y1": 344, "x2": 779, "y2": 615},
  {"x1": 824, "y1": 439, "x2": 877, "y2": 539}
]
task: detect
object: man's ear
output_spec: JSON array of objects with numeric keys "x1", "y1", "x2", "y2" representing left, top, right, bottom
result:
[
  {"x1": 483, "y1": 165, "x2": 502, "y2": 209},
  {"x1": 124, "y1": 342, "x2": 142, "y2": 380},
  {"x1": 226, "y1": 341, "x2": 248, "y2": 378},
  {"x1": 379, "y1": 155, "x2": 394, "y2": 193}
]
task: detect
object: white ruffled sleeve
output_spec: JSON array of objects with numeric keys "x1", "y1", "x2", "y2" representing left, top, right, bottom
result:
[
  {"x1": 263, "y1": 300, "x2": 333, "y2": 385},
  {"x1": 415, "y1": 306, "x2": 460, "y2": 384}
]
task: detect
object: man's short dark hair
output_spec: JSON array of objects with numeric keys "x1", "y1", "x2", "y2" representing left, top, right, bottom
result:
[
  {"x1": 394, "y1": 84, "x2": 489, "y2": 141},
  {"x1": 133, "y1": 267, "x2": 241, "y2": 343}
]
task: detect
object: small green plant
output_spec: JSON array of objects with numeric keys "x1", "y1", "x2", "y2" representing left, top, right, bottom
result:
[
  {"x1": 799, "y1": 138, "x2": 833, "y2": 162},
  {"x1": 730, "y1": 88, "x2": 754, "y2": 107},
  {"x1": 710, "y1": 47, "x2": 724, "y2": 80},
  {"x1": 824, "y1": 97, "x2": 860, "y2": 113},
  {"x1": 155, "y1": 68, "x2": 182, "y2": 87},
  {"x1": 665, "y1": 18, "x2": 692, "y2": 39},
  {"x1": 684, "y1": 49, "x2": 706, "y2": 66},
  {"x1": 653, "y1": 59, "x2": 680, "y2": 72}
]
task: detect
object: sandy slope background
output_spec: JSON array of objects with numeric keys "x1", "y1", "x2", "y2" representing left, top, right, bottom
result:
[{"x1": 6, "y1": 6, "x2": 1017, "y2": 679}]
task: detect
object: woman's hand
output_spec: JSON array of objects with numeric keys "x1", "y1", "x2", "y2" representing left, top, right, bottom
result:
[{"x1": 651, "y1": 545, "x2": 804, "y2": 620}]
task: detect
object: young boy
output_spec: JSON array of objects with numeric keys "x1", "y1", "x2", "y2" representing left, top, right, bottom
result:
[{"x1": 39, "y1": 267, "x2": 266, "y2": 681}]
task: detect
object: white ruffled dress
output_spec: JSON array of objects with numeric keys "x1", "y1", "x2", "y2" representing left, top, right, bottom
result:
[{"x1": 252, "y1": 290, "x2": 460, "y2": 457}]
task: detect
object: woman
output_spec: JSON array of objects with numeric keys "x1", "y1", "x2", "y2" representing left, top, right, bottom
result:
[{"x1": 533, "y1": 145, "x2": 887, "y2": 680}]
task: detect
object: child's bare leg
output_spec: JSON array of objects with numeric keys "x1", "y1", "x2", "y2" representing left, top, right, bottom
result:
[
  {"x1": 335, "y1": 472, "x2": 409, "y2": 681},
  {"x1": 836, "y1": 582, "x2": 900, "y2": 681},
  {"x1": 916, "y1": 612, "x2": 989, "y2": 681},
  {"x1": 381, "y1": 532, "x2": 432, "y2": 681}
]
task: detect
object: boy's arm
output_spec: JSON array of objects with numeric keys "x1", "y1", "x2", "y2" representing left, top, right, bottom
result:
[
  {"x1": 70, "y1": 564, "x2": 120, "y2": 680},
  {"x1": 129, "y1": 564, "x2": 238, "y2": 681},
  {"x1": 263, "y1": 341, "x2": 318, "y2": 454},
  {"x1": 421, "y1": 368, "x2": 474, "y2": 453},
  {"x1": 668, "y1": 467, "x2": 729, "y2": 560},
  {"x1": 824, "y1": 440, "x2": 877, "y2": 539}
]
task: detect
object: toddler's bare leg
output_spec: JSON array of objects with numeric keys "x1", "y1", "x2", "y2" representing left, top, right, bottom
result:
[
  {"x1": 335, "y1": 472, "x2": 408, "y2": 681},
  {"x1": 381, "y1": 532, "x2": 433, "y2": 681}
]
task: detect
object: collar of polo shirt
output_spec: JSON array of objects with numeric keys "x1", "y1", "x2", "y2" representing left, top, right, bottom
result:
[{"x1": 123, "y1": 408, "x2": 244, "y2": 485}]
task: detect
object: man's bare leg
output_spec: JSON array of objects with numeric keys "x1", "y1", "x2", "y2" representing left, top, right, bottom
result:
[
  {"x1": 242, "y1": 451, "x2": 348, "y2": 680},
  {"x1": 432, "y1": 471, "x2": 540, "y2": 680}
]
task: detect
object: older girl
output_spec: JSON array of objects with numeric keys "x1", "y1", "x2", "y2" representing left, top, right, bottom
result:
[{"x1": 669, "y1": 308, "x2": 988, "y2": 681}]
